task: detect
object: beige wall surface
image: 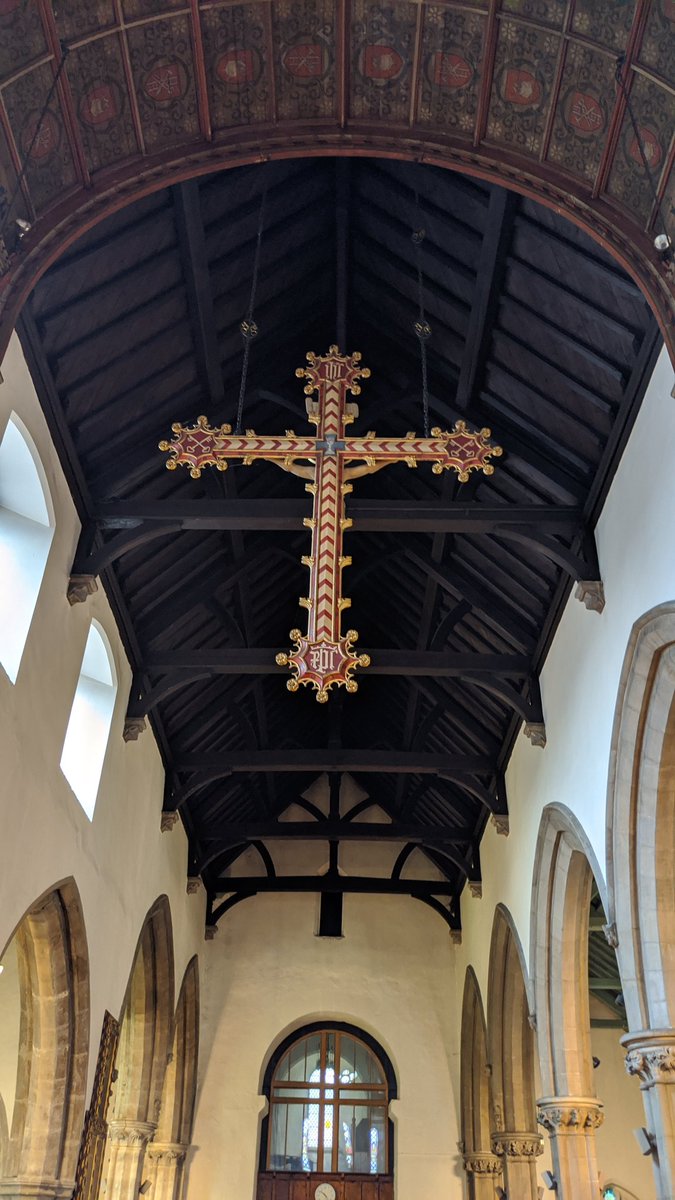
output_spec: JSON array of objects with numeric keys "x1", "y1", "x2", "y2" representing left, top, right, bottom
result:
[
  {"x1": 592, "y1": 1019, "x2": 655, "y2": 1198},
  {"x1": 0, "y1": 333, "x2": 205, "y2": 1100},
  {"x1": 187, "y1": 888, "x2": 461, "y2": 1200}
]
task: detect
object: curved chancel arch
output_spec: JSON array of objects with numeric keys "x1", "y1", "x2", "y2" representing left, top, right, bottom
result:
[
  {"x1": 0, "y1": 414, "x2": 54, "y2": 684},
  {"x1": 60, "y1": 621, "x2": 118, "y2": 819}
]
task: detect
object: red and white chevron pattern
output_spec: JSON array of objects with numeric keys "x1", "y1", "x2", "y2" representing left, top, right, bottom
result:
[{"x1": 309, "y1": 455, "x2": 343, "y2": 642}]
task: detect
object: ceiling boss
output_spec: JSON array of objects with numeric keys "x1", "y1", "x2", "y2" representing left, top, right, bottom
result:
[{"x1": 160, "y1": 346, "x2": 502, "y2": 701}]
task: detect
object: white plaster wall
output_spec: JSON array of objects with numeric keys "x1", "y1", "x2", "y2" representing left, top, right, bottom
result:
[
  {"x1": 187, "y1": 888, "x2": 461, "y2": 1200},
  {"x1": 0, "y1": 333, "x2": 205, "y2": 1097},
  {"x1": 457, "y1": 346, "x2": 675, "y2": 993}
]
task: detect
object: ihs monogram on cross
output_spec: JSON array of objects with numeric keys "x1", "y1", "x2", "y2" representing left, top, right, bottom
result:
[{"x1": 161, "y1": 346, "x2": 502, "y2": 701}]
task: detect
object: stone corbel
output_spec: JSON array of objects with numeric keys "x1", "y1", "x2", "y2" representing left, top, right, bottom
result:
[
  {"x1": 491, "y1": 813, "x2": 509, "y2": 836},
  {"x1": 67, "y1": 574, "x2": 98, "y2": 605},
  {"x1": 575, "y1": 580, "x2": 605, "y2": 613}
]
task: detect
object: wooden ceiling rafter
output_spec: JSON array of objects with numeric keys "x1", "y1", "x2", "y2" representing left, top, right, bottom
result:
[{"x1": 17, "y1": 152, "x2": 664, "y2": 929}]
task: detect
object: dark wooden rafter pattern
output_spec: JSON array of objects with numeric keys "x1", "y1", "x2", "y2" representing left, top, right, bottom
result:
[{"x1": 16, "y1": 155, "x2": 664, "y2": 934}]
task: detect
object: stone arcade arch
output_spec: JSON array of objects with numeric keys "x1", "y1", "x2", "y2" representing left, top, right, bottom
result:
[
  {"x1": 0, "y1": 879, "x2": 89, "y2": 1200},
  {"x1": 460, "y1": 967, "x2": 502, "y2": 1196},
  {"x1": 102, "y1": 896, "x2": 175, "y2": 1200},
  {"x1": 145, "y1": 957, "x2": 200, "y2": 1200},
  {"x1": 531, "y1": 806, "x2": 606, "y2": 1200},
  {"x1": 487, "y1": 906, "x2": 542, "y2": 1199},
  {"x1": 607, "y1": 604, "x2": 675, "y2": 1200}
]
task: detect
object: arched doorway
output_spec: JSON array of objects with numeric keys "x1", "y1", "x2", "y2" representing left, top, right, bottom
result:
[{"x1": 259, "y1": 1022, "x2": 396, "y2": 1199}]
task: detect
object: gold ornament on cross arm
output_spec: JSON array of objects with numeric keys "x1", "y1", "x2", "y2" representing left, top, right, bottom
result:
[{"x1": 160, "y1": 346, "x2": 502, "y2": 700}]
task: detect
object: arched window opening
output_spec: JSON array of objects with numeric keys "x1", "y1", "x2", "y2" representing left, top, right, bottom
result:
[
  {"x1": 0, "y1": 414, "x2": 54, "y2": 684},
  {"x1": 266, "y1": 1027, "x2": 393, "y2": 1178},
  {"x1": 60, "y1": 622, "x2": 117, "y2": 819}
]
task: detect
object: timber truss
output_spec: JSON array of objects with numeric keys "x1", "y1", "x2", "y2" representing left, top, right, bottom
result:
[{"x1": 17, "y1": 158, "x2": 663, "y2": 936}]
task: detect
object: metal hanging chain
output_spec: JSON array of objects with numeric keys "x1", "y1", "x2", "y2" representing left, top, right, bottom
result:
[
  {"x1": 0, "y1": 43, "x2": 70, "y2": 244},
  {"x1": 412, "y1": 189, "x2": 432, "y2": 439},
  {"x1": 615, "y1": 55, "x2": 672, "y2": 248},
  {"x1": 234, "y1": 180, "x2": 268, "y2": 434}
]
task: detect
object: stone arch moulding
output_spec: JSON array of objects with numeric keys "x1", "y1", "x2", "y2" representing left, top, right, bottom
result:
[
  {"x1": 145, "y1": 956, "x2": 199, "y2": 1199},
  {"x1": 0, "y1": 877, "x2": 90, "y2": 1195},
  {"x1": 486, "y1": 905, "x2": 542, "y2": 1199},
  {"x1": 0, "y1": 134, "x2": 674, "y2": 364},
  {"x1": 109, "y1": 894, "x2": 175, "y2": 1129},
  {"x1": 530, "y1": 804, "x2": 605, "y2": 1200},
  {"x1": 460, "y1": 966, "x2": 502, "y2": 1191},
  {"x1": 606, "y1": 602, "x2": 675, "y2": 1034}
]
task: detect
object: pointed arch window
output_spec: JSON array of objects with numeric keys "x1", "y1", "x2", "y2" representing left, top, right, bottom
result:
[
  {"x1": 0, "y1": 414, "x2": 55, "y2": 683},
  {"x1": 60, "y1": 621, "x2": 117, "y2": 819}
]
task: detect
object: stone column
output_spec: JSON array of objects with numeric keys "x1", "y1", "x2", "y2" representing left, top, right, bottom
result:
[
  {"x1": 102, "y1": 1120, "x2": 156, "y2": 1200},
  {"x1": 536, "y1": 1098, "x2": 603, "y2": 1200},
  {"x1": 491, "y1": 1132, "x2": 543, "y2": 1197},
  {"x1": 463, "y1": 1152, "x2": 503, "y2": 1199},
  {"x1": 623, "y1": 1030, "x2": 675, "y2": 1200},
  {"x1": 144, "y1": 1143, "x2": 187, "y2": 1200}
]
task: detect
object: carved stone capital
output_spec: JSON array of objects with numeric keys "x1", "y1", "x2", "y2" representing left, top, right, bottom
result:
[
  {"x1": 160, "y1": 810, "x2": 179, "y2": 832},
  {"x1": 492, "y1": 1131, "x2": 543, "y2": 1158},
  {"x1": 186, "y1": 876, "x2": 202, "y2": 895},
  {"x1": 463, "y1": 1152, "x2": 502, "y2": 1175},
  {"x1": 468, "y1": 881, "x2": 483, "y2": 899},
  {"x1": 524, "y1": 721, "x2": 547, "y2": 748},
  {"x1": 575, "y1": 580, "x2": 605, "y2": 613},
  {"x1": 204, "y1": 923, "x2": 218, "y2": 941},
  {"x1": 146, "y1": 1141, "x2": 187, "y2": 1165},
  {"x1": 123, "y1": 716, "x2": 146, "y2": 742},
  {"x1": 491, "y1": 812, "x2": 509, "y2": 836},
  {"x1": 623, "y1": 1030, "x2": 675, "y2": 1085},
  {"x1": 536, "y1": 1097, "x2": 604, "y2": 1133},
  {"x1": 67, "y1": 574, "x2": 98, "y2": 605},
  {"x1": 449, "y1": 928, "x2": 462, "y2": 946},
  {"x1": 107, "y1": 1119, "x2": 156, "y2": 1147}
]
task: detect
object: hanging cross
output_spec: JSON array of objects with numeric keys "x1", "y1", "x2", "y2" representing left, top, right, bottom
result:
[{"x1": 160, "y1": 346, "x2": 502, "y2": 701}]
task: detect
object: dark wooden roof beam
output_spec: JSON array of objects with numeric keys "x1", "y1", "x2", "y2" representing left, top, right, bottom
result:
[{"x1": 455, "y1": 188, "x2": 518, "y2": 410}]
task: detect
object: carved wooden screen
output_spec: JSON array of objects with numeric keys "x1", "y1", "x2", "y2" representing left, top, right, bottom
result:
[{"x1": 71, "y1": 1010, "x2": 119, "y2": 1200}]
